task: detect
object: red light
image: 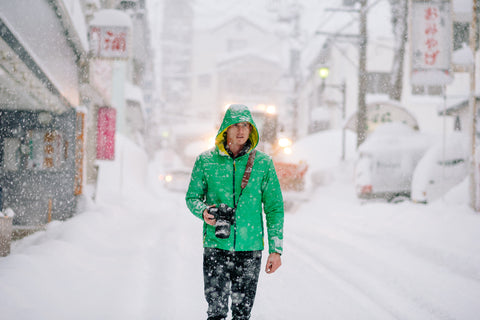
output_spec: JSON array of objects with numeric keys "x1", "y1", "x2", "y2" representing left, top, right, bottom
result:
[{"x1": 361, "y1": 185, "x2": 372, "y2": 194}]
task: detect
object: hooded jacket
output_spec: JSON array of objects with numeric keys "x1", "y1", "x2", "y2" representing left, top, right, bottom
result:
[{"x1": 185, "y1": 104, "x2": 284, "y2": 254}]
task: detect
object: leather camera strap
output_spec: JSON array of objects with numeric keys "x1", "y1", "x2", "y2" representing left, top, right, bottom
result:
[{"x1": 241, "y1": 150, "x2": 256, "y2": 190}]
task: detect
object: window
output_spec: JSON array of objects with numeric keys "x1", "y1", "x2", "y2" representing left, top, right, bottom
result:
[
  {"x1": 366, "y1": 72, "x2": 390, "y2": 94},
  {"x1": 227, "y1": 39, "x2": 247, "y2": 52},
  {"x1": 25, "y1": 130, "x2": 66, "y2": 170},
  {"x1": 412, "y1": 85, "x2": 444, "y2": 96},
  {"x1": 3, "y1": 138, "x2": 21, "y2": 171},
  {"x1": 453, "y1": 22, "x2": 469, "y2": 51},
  {"x1": 453, "y1": 18, "x2": 480, "y2": 51}
]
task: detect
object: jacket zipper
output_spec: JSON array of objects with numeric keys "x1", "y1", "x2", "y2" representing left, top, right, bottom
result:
[{"x1": 232, "y1": 159, "x2": 237, "y2": 250}]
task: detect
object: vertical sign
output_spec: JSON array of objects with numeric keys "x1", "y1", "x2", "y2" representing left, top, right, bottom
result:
[
  {"x1": 96, "y1": 107, "x2": 116, "y2": 160},
  {"x1": 411, "y1": 0, "x2": 453, "y2": 85},
  {"x1": 74, "y1": 112, "x2": 85, "y2": 195}
]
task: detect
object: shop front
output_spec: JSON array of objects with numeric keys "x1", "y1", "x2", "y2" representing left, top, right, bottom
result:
[{"x1": 0, "y1": 0, "x2": 86, "y2": 226}]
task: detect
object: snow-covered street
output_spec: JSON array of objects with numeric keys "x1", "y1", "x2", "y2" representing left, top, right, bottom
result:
[
  {"x1": 1, "y1": 157, "x2": 480, "y2": 319},
  {"x1": 2, "y1": 1, "x2": 480, "y2": 319}
]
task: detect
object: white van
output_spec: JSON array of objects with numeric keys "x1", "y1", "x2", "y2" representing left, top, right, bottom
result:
[
  {"x1": 355, "y1": 123, "x2": 432, "y2": 201},
  {"x1": 411, "y1": 132, "x2": 469, "y2": 203}
]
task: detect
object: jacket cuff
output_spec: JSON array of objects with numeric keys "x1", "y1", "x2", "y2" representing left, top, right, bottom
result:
[{"x1": 269, "y1": 236, "x2": 283, "y2": 254}]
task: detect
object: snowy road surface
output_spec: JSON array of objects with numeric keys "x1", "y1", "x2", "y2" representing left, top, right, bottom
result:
[{"x1": 1, "y1": 177, "x2": 480, "y2": 319}]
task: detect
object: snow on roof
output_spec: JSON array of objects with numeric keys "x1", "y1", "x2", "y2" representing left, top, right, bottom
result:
[
  {"x1": 452, "y1": 43, "x2": 474, "y2": 66},
  {"x1": 359, "y1": 122, "x2": 431, "y2": 155},
  {"x1": 217, "y1": 50, "x2": 281, "y2": 66},
  {"x1": 194, "y1": 11, "x2": 275, "y2": 33},
  {"x1": 345, "y1": 101, "x2": 420, "y2": 133},
  {"x1": 411, "y1": 70, "x2": 454, "y2": 86},
  {"x1": 211, "y1": 15, "x2": 270, "y2": 33},
  {"x1": 442, "y1": 96, "x2": 480, "y2": 115},
  {"x1": 75, "y1": 105, "x2": 88, "y2": 114},
  {"x1": 454, "y1": 0, "x2": 473, "y2": 22},
  {"x1": 63, "y1": 0, "x2": 89, "y2": 52},
  {"x1": 90, "y1": 9, "x2": 132, "y2": 28},
  {"x1": 453, "y1": 0, "x2": 473, "y2": 15}
]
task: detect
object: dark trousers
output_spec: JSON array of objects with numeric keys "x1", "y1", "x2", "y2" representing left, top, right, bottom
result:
[{"x1": 203, "y1": 247, "x2": 262, "y2": 320}]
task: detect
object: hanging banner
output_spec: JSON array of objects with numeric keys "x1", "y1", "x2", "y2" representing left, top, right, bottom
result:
[
  {"x1": 410, "y1": 0, "x2": 453, "y2": 85},
  {"x1": 96, "y1": 107, "x2": 116, "y2": 160}
]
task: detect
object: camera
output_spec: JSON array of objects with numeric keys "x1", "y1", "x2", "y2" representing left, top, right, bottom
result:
[{"x1": 207, "y1": 203, "x2": 235, "y2": 239}]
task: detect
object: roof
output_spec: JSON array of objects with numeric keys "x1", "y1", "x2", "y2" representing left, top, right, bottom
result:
[
  {"x1": 196, "y1": 14, "x2": 272, "y2": 33},
  {"x1": 441, "y1": 96, "x2": 480, "y2": 116},
  {"x1": 217, "y1": 51, "x2": 281, "y2": 67},
  {"x1": 90, "y1": 9, "x2": 132, "y2": 28}
]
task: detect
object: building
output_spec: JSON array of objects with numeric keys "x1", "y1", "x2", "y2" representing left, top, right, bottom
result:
[
  {"x1": 160, "y1": 0, "x2": 194, "y2": 114},
  {"x1": 191, "y1": 15, "x2": 289, "y2": 122},
  {"x1": 0, "y1": 0, "x2": 155, "y2": 229},
  {"x1": 0, "y1": 0, "x2": 88, "y2": 225},
  {"x1": 297, "y1": 0, "x2": 476, "y2": 141}
]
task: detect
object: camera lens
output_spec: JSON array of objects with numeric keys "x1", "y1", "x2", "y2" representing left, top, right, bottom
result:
[{"x1": 215, "y1": 220, "x2": 231, "y2": 239}]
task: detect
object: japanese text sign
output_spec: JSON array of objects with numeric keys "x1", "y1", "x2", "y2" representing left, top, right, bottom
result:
[
  {"x1": 90, "y1": 26, "x2": 129, "y2": 59},
  {"x1": 411, "y1": 0, "x2": 452, "y2": 85},
  {"x1": 97, "y1": 107, "x2": 116, "y2": 160}
]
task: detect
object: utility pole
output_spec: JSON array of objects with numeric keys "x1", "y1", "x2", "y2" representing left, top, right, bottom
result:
[
  {"x1": 357, "y1": 0, "x2": 368, "y2": 147},
  {"x1": 469, "y1": 0, "x2": 478, "y2": 211},
  {"x1": 317, "y1": 0, "x2": 371, "y2": 147},
  {"x1": 291, "y1": 8, "x2": 301, "y2": 141},
  {"x1": 281, "y1": 2, "x2": 301, "y2": 141}
]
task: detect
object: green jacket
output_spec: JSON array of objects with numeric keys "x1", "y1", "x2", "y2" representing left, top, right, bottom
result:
[{"x1": 185, "y1": 104, "x2": 284, "y2": 254}]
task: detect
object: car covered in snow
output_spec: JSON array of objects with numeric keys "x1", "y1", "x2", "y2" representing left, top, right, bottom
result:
[
  {"x1": 411, "y1": 132, "x2": 469, "y2": 203},
  {"x1": 150, "y1": 148, "x2": 192, "y2": 193},
  {"x1": 354, "y1": 122, "x2": 432, "y2": 201},
  {"x1": 160, "y1": 168, "x2": 191, "y2": 192}
]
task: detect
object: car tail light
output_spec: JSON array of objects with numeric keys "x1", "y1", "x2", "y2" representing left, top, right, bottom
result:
[{"x1": 360, "y1": 185, "x2": 372, "y2": 194}]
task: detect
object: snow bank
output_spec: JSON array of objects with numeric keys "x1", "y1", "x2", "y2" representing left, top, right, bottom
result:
[
  {"x1": 96, "y1": 134, "x2": 149, "y2": 203},
  {"x1": 292, "y1": 129, "x2": 357, "y2": 188},
  {"x1": 1, "y1": 208, "x2": 15, "y2": 218},
  {"x1": 0, "y1": 129, "x2": 479, "y2": 319},
  {"x1": 453, "y1": 43, "x2": 475, "y2": 66}
]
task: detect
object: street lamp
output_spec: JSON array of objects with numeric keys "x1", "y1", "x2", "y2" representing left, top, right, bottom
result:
[
  {"x1": 316, "y1": 66, "x2": 347, "y2": 161},
  {"x1": 318, "y1": 66, "x2": 330, "y2": 79}
]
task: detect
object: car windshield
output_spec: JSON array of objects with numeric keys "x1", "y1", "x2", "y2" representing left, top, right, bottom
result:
[{"x1": 437, "y1": 158, "x2": 465, "y2": 166}]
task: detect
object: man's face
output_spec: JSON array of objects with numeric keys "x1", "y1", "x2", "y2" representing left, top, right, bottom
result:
[{"x1": 226, "y1": 122, "x2": 252, "y2": 148}]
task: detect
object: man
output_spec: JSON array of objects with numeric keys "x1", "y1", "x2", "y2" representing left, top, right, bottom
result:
[{"x1": 186, "y1": 104, "x2": 284, "y2": 320}]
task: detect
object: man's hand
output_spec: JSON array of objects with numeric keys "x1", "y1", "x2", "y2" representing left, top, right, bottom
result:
[
  {"x1": 203, "y1": 208, "x2": 216, "y2": 226},
  {"x1": 265, "y1": 253, "x2": 282, "y2": 274}
]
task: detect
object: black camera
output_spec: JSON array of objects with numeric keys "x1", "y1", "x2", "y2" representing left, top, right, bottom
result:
[{"x1": 207, "y1": 203, "x2": 235, "y2": 239}]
